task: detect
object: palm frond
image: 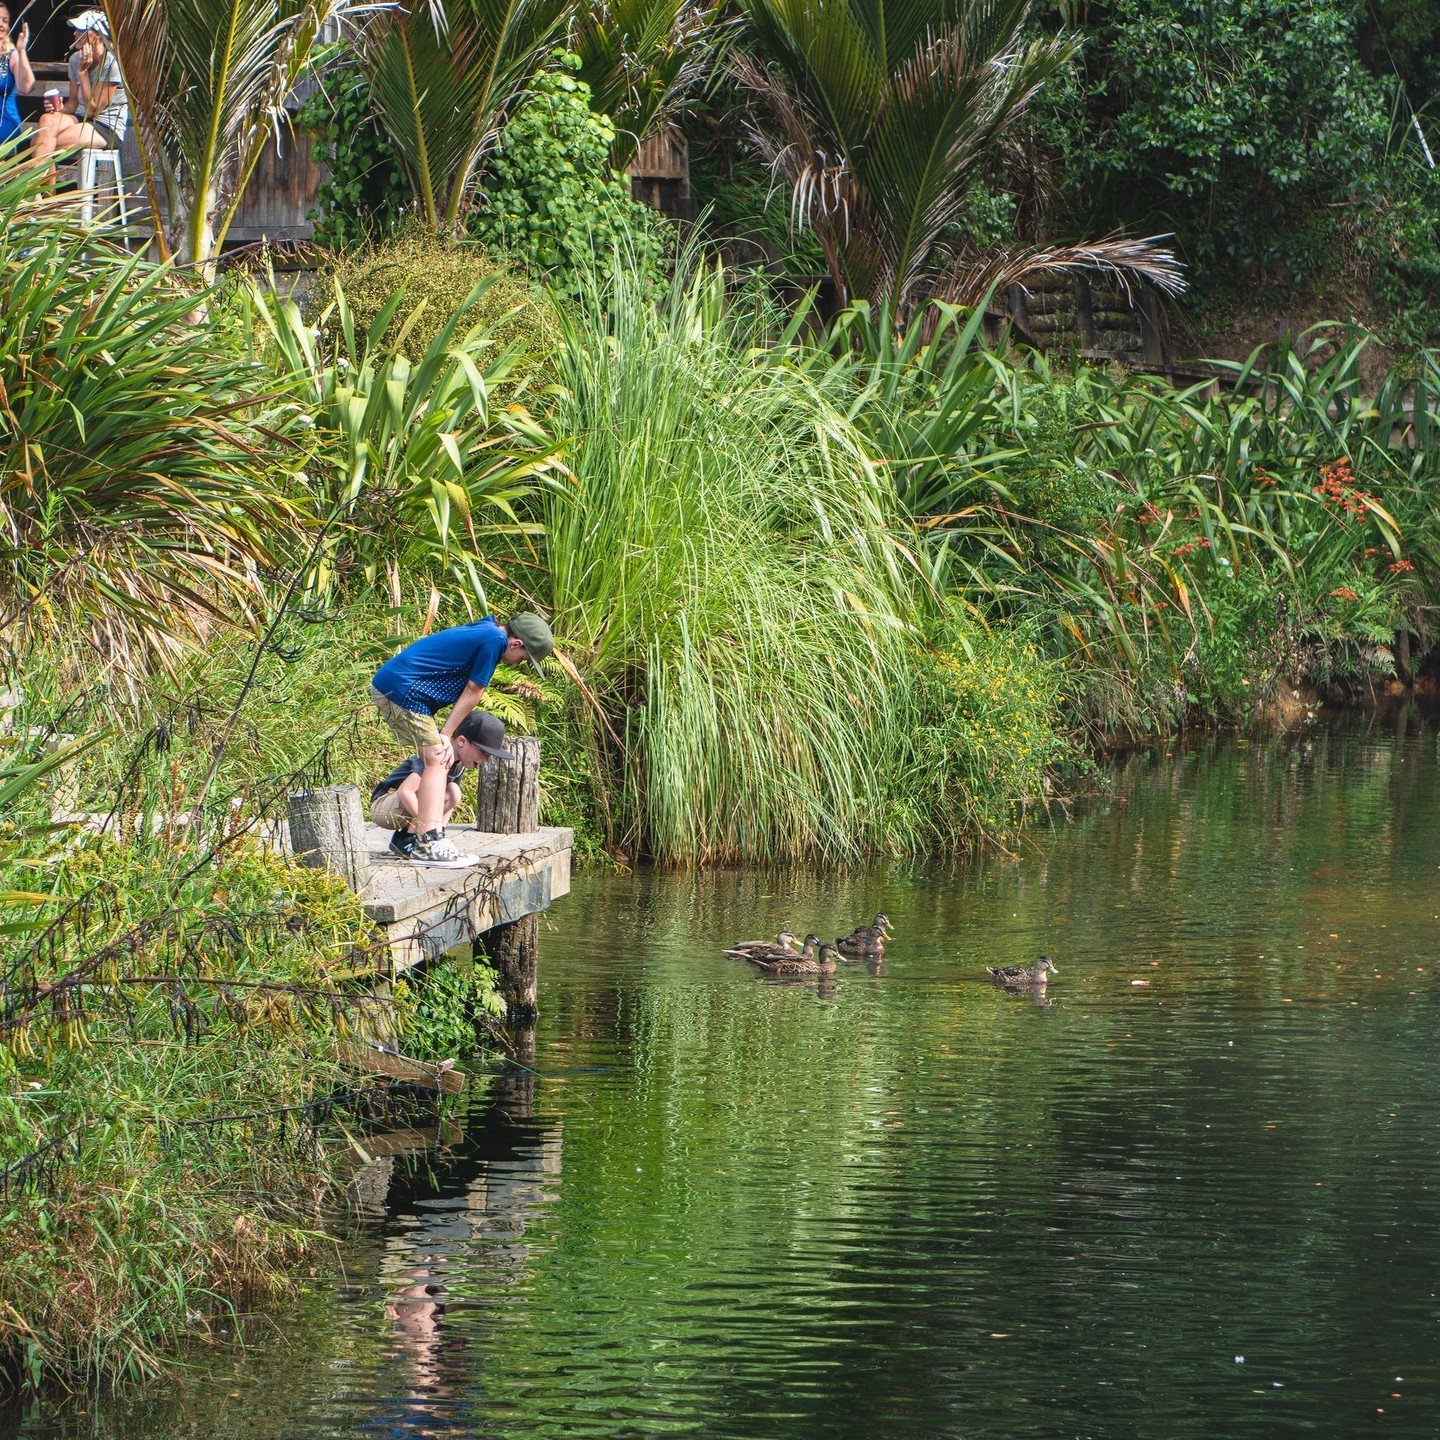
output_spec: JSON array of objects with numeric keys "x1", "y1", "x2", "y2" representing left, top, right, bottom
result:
[
  {"x1": 360, "y1": 0, "x2": 568, "y2": 233},
  {"x1": 574, "y1": 0, "x2": 727, "y2": 166},
  {"x1": 105, "y1": 0, "x2": 358, "y2": 268},
  {"x1": 734, "y1": 0, "x2": 1182, "y2": 322},
  {"x1": 940, "y1": 235, "x2": 1187, "y2": 311}
]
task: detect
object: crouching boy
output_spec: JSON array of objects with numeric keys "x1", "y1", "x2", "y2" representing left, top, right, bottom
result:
[{"x1": 370, "y1": 710, "x2": 512, "y2": 862}]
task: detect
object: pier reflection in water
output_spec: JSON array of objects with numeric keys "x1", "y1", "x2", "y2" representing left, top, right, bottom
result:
[{"x1": 7, "y1": 713, "x2": 1440, "y2": 1440}]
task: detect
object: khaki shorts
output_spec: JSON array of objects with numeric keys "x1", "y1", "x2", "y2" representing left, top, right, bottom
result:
[
  {"x1": 371, "y1": 787, "x2": 411, "y2": 831},
  {"x1": 370, "y1": 686, "x2": 442, "y2": 751}
]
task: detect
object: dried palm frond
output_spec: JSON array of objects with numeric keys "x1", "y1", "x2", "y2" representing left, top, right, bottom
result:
[{"x1": 937, "y1": 234, "x2": 1187, "y2": 312}]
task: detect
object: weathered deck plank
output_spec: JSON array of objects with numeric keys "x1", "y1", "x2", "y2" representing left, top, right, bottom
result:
[{"x1": 359, "y1": 825, "x2": 572, "y2": 973}]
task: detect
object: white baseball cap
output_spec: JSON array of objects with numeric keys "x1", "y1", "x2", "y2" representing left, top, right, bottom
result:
[{"x1": 67, "y1": 9, "x2": 109, "y2": 37}]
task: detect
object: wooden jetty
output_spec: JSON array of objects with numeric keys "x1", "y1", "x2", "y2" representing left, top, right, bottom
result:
[{"x1": 287, "y1": 736, "x2": 571, "y2": 1021}]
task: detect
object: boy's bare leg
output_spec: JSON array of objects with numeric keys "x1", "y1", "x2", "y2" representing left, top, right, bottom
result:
[
  {"x1": 441, "y1": 782, "x2": 462, "y2": 830},
  {"x1": 394, "y1": 773, "x2": 423, "y2": 830},
  {"x1": 414, "y1": 743, "x2": 452, "y2": 835}
]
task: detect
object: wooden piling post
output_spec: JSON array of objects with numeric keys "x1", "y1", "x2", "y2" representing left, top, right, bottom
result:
[
  {"x1": 474, "y1": 736, "x2": 540, "y2": 834},
  {"x1": 287, "y1": 784, "x2": 370, "y2": 891},
  {"x1": 472, "y1": 737, "x2": 541, "y2": 1018},
  {"x1": 478, "y1": 913, "x2": 539, "y2": 1022},
  {"x1": 493, "y1": 1024, "x2": 537, "y2": 1117},
  {"x1": 1138, "y1": 289, "x2": 1166, "y2": 368}
]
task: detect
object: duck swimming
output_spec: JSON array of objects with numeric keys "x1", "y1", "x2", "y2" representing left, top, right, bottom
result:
[
  {"x1": 986, "y1": 956, "x2": 1058, "y2": 991},
  {"x1": 836, "y1": 913, "x2": 891, "y2": 958},
  {"x1": 747, "y1": 935, "x2": 837, "y2": 975},
  {"x1": 725, "y1": 931, "x2": 799, "y2": 960}
]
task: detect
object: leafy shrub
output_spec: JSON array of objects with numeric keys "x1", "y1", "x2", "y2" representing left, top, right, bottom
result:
[
  {"x1": 319, "y1": 229, "x2": 559, "y2": 362},
  {"x1": 469, "y1": 54, "x2": 667, "y2": 299},
  {"x1": 997, "y1": 377, "x2": 1118, "y2": 557},
  {"x1": 895, "y1": 612, "x2": 1071, "y2": 849},
  {"x1": 393, "y1": 957, "x2": 505, "y2": 1064},
  {"x1": 1187, "y1": 568, "x2": 1288, "y2": 716},
  {"x1": 297, "y1": 63, "x2": 408, "y2": 250},
  {"x1": 1047, "y1": 0, "x2": 1390, "y2": 282},
  {"x1": 0, "y1": 794, "x2": 375, "y2": 1390}
]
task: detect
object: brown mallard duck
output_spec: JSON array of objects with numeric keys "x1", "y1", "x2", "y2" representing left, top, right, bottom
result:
[
  {"x1": 836, "y1": 913, "x2": 892, "y2": 958},
  {"x1": 986, "y1": 956, "x2": 1059, "y2": 991},
  {"x1": 747, "y1": 935, "x2": 837, "y2": 975},
  {"x1": 724, "y1": 931, "x2": 799, "y2": 960}
]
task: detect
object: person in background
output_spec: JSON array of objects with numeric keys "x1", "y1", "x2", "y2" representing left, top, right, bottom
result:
[
  {"x1": 0, "y1": 7, "x2": 35, "y2": 150},
  {"x1": 370, "y1": 710, "x2": 513, "y2": 861},
  {"x1": 369, "y1": 612, "x2": 553, "y2": 868},
  {"x1": 31, "y1": 10, "x2": 128, "y2": 178}
]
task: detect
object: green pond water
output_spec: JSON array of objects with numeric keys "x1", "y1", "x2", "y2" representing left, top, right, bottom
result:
[{"x1": 8, "y1": 716, "x2": 1440, "y2": 1439}]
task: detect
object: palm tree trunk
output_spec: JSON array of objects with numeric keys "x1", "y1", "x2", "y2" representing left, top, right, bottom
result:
[{"x1": 182, "y1": 189, "x2": 219, "y2": 283}]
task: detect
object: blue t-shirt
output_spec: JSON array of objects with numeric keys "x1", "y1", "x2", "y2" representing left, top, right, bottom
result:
[
  {"x1": 371, "y1": 618, "x2": 507, "y2": 715},
  {"x1": 0, "y1": 59, "x2": 20, "y2": 147}
]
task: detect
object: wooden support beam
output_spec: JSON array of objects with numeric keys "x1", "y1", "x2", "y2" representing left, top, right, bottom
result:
[
  {"x1": 1138, "y1": 289, "x2": 1166, "y2": 367},
  {"x1": 1074, "y1": 275, "x2": 1096, "y2": 351},
  {"x1": 339, "y1": 1040, "x2": 466, "y2": 1095}
]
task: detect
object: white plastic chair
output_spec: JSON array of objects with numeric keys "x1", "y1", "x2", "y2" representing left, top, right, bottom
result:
[{"x1": 78, "y1": 147, "x2": 129, "y2": 246}]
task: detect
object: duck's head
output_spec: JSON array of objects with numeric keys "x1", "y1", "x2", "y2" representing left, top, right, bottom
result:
[
  {"x1": 817, "y1": 944, "x2": 840, "y2": 973},
  {"x1": 1036, "y1": 955, "x2": 1058, "y2": 977},
  {"x1": 801, "y1": 933, "x2": 822, "y2": 956},
  {"x1": 874, "y1": 913, "x2": 892, "y2": 934},
  {"x1": 776, "y1": 931, "x2": 798, "y2": 950}
]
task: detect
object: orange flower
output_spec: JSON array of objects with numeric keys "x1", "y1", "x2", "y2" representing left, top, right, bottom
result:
[{"x1": 1331, "y1": 586, "x2": 1360, "y2": 602}]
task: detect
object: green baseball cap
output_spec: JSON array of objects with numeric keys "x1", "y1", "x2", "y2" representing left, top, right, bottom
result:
[{"x1": 508, "y1": 612, "x2": 554, "y2": 674}]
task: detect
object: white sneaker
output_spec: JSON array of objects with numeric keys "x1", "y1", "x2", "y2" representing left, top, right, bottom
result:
[{"x1": 410, "y1": 833, "x2": 478, "y2": 868}]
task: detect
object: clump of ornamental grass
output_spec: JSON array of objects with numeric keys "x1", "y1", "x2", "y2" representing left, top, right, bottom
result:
[{"x1": 545, "y1": 239, "x2": 932, "y2": 863}]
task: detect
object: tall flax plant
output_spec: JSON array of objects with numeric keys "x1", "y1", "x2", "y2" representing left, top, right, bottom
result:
[
  {"x1": 827, "y1": 306, "x2": 1440, "y2": 730},
  {"x1": 360, "y1": 0, "x2": 569, "y2": 233},
  {"x1": 105, "y1": 0, "x2": 356, "y2": 273},
  {"x1": 548, "y1": 244, "x2": 926, "y2": 863},
  {"x1": 252, "y1": 274, "x2": 566, "y2": 605},
  {"x1": 0, "y1": 158, "x2": 299, "y2": 674}
]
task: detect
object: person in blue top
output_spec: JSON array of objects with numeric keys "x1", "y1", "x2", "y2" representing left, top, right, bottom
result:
[
  {"x1": 370, "y1": 612, "x2": 554, "y2": 867},
  {"x1": 0, "y1": 8, "x2": 36, "y2": 150}
]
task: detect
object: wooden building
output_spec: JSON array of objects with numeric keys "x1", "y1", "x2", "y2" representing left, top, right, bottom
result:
[
  {"x1": 13, "y1": 1, "x2": 322, "y2": 249},
  {"x1": 625, "y1": 125, "x2": 693, "y2": 221}
]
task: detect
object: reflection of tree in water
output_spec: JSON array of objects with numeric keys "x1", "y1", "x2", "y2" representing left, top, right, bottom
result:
[{"x1": 365, "y1": 1035, "x2": 562, "y2": 1437}]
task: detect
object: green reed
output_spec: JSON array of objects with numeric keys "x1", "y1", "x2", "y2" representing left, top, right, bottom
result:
[{"x1": 544, "y1": 241, "x2": 938, "y2": 863}]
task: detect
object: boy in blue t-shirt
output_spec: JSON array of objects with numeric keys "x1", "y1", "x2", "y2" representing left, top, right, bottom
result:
[{"x1": 370, "y1": 612, "x2": 553, "y2": 867}]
